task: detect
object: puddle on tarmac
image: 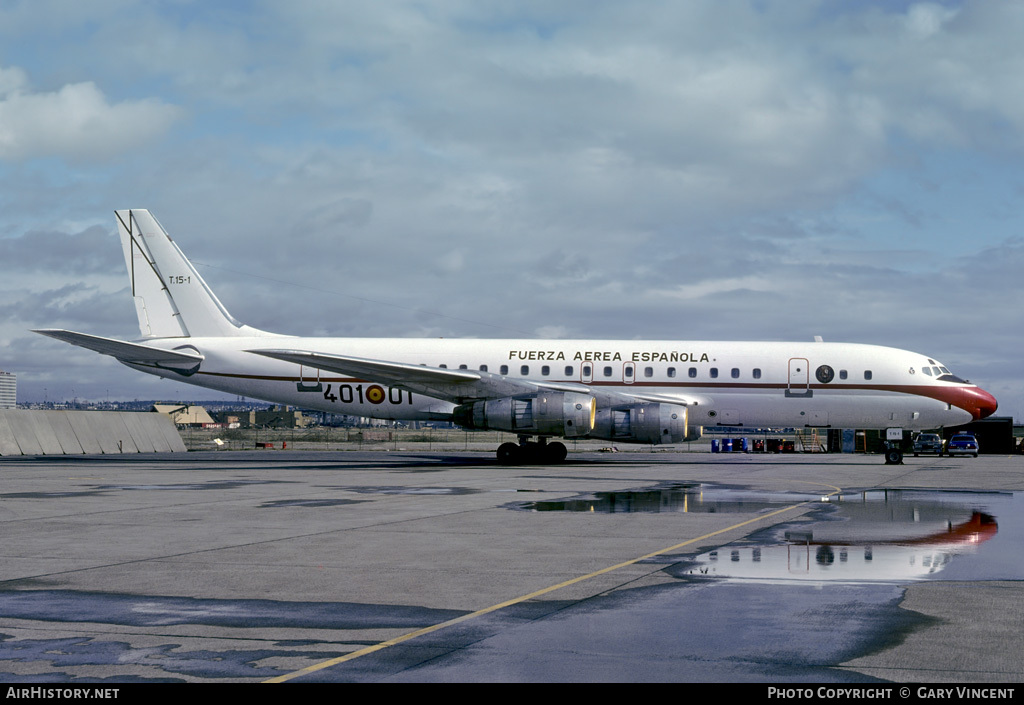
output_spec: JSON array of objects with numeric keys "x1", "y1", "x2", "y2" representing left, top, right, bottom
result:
[
  {"x1": 517, "y1": 484, "x2": 1021, "y2": 584},
  {"x1": 679, "y1": 489, "x2": 1019, "y2": 584},
  {"x1": 335, "y1": 486, "x2": 481, "y2": 496},
  {"x1": 514, "y1": 483, "x2": 813, "y2": 514},
  {"x1": 96, "y1": 480, "x2": 294, "y2": 491},
  {"x1": 260, "y1": 498, "x2": 366, "y2": 508}
]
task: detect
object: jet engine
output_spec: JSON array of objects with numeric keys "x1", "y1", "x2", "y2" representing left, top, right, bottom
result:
[
  {"x1": 453, "y1": 392, "x2": 596, "y2": 437},
  {"x1": 591, "y1": 403, "x2": 698, "y2": 445}
]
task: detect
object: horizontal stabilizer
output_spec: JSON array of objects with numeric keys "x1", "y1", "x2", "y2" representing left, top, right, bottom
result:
[{"x1": 34, "y1": 329, "x2": 204, "y2": 372}]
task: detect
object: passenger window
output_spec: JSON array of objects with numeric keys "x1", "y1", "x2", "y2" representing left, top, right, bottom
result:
[
  {"x1": 459, "y1": 364, "x2": 468, "y2": 369},
  {"x1": 644, "y1": 367, "x2": 653, "y2": 378},
  {"x1": 688, "y1": 368, "x2": 697, "y2": 378},
  {"x1": 710, "y1": 368, "x2": 718, "y2": 378},
  {"x1": 624, "y1": 365, "x2": 634, "y2": 377},
  {"x1": 667, "y1": 367, "x2": 676, "y2": 378},
  {"x1": 583, "y1": 365, "x2": 592, "y2": 377},
  {"x1": 439, "y1": 364, "x2": 447, "y2": 369},
  {"x1": 731, "y1": 368, "x2": 740, "y2": 379},
  {"x1": 521, "y1": 365, "x2": 529, "y2": 375},
  {"x1": 839, "y1": 370, "x2": 847, "y2": 380},
  {"x1": 864, "y1": 370, "x2": 872, "y2": 380},
  {"x1": 753, "y1": 368, "x2": 761, "y2": 379},
  {"x1": 603, "y1": 366, "x2": 613, "y2": 377},
  {"x1": 479, "y1": 365, "x2": 488, "y2": 372},
  {"x1": 541, "y1": 365, "x2": 550, "y2": 376},
  {"x1": 500, "y1": 365, "x2": 509, "y2": 375},
  {"x1": 565, "y1": 366, "x2": 573, "y2": 376}
]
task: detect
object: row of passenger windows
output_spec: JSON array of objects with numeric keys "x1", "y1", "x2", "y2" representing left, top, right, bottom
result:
[
  {"x1": 441, "y1": 364, "x2": 732, "y2": 377},
  {"x1": 441, "y1": 364, "x2": 743, "y2": 378},
  {"x1": 436, "y1": 363, "x2": 876, "y2": 381}
]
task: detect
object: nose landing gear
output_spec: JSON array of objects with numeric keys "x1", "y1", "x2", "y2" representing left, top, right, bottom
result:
[
  {"x1": 883, "y1": 427, "x2": 905, "y2": 465},
  {"x1": 884, "y1": 443, "x2": 904, "y2": 465}
]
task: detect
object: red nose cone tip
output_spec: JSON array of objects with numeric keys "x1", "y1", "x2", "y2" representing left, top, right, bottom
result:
[{"x1": 969, "y1": 387, "x2": 999, "y2": 420}]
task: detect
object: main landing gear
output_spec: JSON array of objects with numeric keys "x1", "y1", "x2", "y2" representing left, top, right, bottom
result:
[{"x1": 497, "y1": 436, "x2": 568, "y2": 465}]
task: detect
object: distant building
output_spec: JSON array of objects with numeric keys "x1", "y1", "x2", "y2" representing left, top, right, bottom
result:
[
  {"x1": 0, "y1": 371, "x2": 15, "y2": 409},
  {"x1": 210, "y1": 406, "x2": 313, "y2": 429},
  {"x1": 247, "y1": 408, "x2": 314, "y2": 429},
  {"x1": 152, "y1": 404, "x2": 217, "y2": 427}
]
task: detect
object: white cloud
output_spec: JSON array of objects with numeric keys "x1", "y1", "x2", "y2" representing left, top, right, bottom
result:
[
  {"x1": 3, "y1": 2, "x2": 1024, "y2": 416},
  {"x1": 905, "y1": 3, "x2": 960, "y2": 38},
  {"x1": 0, "y1": 66, "x2": 27, "y2": 96},
  {"x1": 0, "y1": 65, "x2": 182, "y2": 162}
]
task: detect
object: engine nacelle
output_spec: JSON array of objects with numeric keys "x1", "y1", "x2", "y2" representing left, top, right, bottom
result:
[
  {"x1": 453, "y1": 392, "x2": 596, "y2": 438},
  {"x1": 591, "y1": 403, "x2": 692, "y2": 445}
]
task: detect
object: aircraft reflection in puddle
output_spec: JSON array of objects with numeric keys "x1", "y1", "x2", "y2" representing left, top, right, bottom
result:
[
  {"x1": 518, "y1": 484, "x2": 804, "y2": 514},
  {"x1": 689, "y1": 491, "x2": 998, "y2": 584}
]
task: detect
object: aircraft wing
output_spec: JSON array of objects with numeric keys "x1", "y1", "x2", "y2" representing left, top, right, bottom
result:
[
  {"x1": 617, "y1": 390, "x2": 711, "y2": 407},
  {"x1": 248, "y1": 349, "x2": 547, "y2": 402},
  {"x1": 248, "y1": 348, "x2": 709, "y2": 409},
  {"x1": 34, "y1": 329, "x2": 204, "y2": 372}
]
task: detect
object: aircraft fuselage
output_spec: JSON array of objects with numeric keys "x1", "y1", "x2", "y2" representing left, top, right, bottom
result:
[{"x1": 127, "y1": 336, "x2": 989, "y2": 431}]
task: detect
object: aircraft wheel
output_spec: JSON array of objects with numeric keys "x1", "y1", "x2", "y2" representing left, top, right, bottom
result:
[
  {"x1": 546, "y1": 442, "x2": 568, "y2": 463},
  {"x1": 497, "y1": 442, "x2": 521, "y2": 465},
  {"x1": 885, "y1": 448, "x2": 903, "y2": 465}
]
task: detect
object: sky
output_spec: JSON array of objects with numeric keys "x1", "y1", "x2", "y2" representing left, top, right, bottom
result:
[{"x1": 1, "y1": 0, "x2": 1023, "y2": 419}]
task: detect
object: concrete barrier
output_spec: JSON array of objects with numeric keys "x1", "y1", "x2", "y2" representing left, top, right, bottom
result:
[
  {"x1": 5, "y1": 412, "x2": 43, "y2": 455},
  {"x1": 0, "y1": 410, "x2": 186, "y2": 456},
  {"x1": 65, "y1": 412, "x2": 103, "y2": 454},
  {"x1": 0, "y1": 413, "x2": 21, "y2": 456},
  {"x1": 42, "y1": 411, "x2": 85, "y2": 454}
]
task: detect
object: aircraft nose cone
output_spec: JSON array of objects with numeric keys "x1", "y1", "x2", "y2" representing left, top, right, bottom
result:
[{"x1": 965, "y1": 387, "x2": 999, "y2": 420}]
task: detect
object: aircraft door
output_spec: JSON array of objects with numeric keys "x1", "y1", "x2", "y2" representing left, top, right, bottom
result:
[
  {"x1": 787, "y1": 358, "x2": 811, "y2": 397},
  {"x1": 581, "y1": 363, "x2": 593, "y2": 384}
]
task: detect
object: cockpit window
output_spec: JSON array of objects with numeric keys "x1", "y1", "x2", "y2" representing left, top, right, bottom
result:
[{"x1": 929, "y1": 363, "x2": 967, "y2": 384}]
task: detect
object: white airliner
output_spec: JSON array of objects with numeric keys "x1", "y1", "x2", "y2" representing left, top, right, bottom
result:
[{"x1": 35, "y1": 209, "x2": 997, "y2": 464}]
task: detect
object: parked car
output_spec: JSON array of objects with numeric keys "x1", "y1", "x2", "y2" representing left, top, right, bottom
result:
[
  {"x1": 912, "y1": 433, "x2": 944, "y2": 456},
  {"x1": 946, "y1": 433, "x2": 979, "y2": 458}
]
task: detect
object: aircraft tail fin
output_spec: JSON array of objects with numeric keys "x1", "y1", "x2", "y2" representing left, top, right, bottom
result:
[{"x1": 116, "y1": 209, "x2": 249, "y2": 339}]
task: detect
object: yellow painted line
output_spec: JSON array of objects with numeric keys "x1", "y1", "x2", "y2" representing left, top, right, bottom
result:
[
  {"x1": 266, "y1": 492, "x2": 838, "y2": 683},
  {"x1": 782, "y1": 480, "x2": 844, "y2": 496}
]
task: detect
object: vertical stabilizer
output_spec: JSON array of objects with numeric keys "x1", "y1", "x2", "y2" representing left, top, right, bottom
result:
[{"x1": 116, "y1": 209, "x2": 246, "y2": 338}]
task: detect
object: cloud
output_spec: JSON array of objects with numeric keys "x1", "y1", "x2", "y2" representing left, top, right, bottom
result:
[
  {"x1": 0, "y1": 224, "x2": 121, "y2": 274},
  {"x1": 3, "y1": 2, "x2": 1024, "y2": 417},
  {"x1": 0, "y1": 65, "x2": 182, "y2": 162}
]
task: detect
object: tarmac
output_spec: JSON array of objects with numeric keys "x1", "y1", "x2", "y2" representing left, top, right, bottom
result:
[{"x1": 0, "y1": 448, "x2": 1022, "y2": 683}]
